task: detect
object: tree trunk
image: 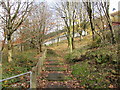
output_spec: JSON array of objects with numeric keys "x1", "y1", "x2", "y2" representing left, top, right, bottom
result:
[
  {"x1": 39, "y1": 39, "x2": 42, "y2": 53},
  {"x1": 72, "y1": 19, "x2": 75, "y2": 49},
  {"x1": 68, "y1": 34, "x2": 73, "y2": 53},
  {"x1": 89, "y1": 15, "x2": 95, "y2": 41},
  {"x1": 20, "y1": 43, "x2": 23, "y2": 52},
  {"x1": 79, "y1": 31, "x2": 82, "y2": 41},
  {"x1": 8, "y1": 39, "x2": 13, "y2": 62},
  {"x1": 57, "y1": 37, "x2": 59, "y2": 46},
  {"x1": 72, "y1": 37, "x2": 74, "y2": 49},
  {"x1": 106, "y1": 3, "x2": 116, "y2": 44},
  {"x1": 108, "y1": 21, "x2": 116, "y2": 44},
  {"x1": 85, "y1": 2, "x2": 95, "y2": 41},
  {"x1": 39, "y1": 43, "x2": 42, "y2": 52},
  {"x1": 66, "y1": 33, "x2": 70, "y2": 47}
]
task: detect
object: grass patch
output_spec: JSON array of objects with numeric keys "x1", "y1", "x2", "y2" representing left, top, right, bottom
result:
[{"x1": 64, "y1": 76, "x2": 73, "y2": 80}]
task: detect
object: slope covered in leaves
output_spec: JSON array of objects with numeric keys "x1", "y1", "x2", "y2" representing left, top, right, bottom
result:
[{"x1": 47, "y1": 35, "x2": 119, "y2": 88}]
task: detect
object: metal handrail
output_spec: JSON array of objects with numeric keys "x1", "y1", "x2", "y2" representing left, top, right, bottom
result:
[
  {"x1": 0, "y1": 71, "x2": 32, "y2": 82},
  {"x1": 0, "y1": 49, "x2": 47, "y2": 89},
  {"x1": 0, "y1": 71, "x2": 32, "y2": 88}
]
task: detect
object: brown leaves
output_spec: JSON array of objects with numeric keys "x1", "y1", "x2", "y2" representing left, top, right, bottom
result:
[
  {"x1": 37, "y1": 54, "x2": 82, "y2": 88},
  {"x1": 108, "y1": 84, "x2": 114, "y2": 88}
]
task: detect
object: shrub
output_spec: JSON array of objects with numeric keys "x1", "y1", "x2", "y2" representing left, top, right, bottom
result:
[
  {"x1": 64, "y1": 53, "x2": 77, "y2": 63},
  {"x1": 95, "y1": 54, "x2": 110, "y2": 64},
  {"x1": 71, "y1": 62, "x2": 90, "y2": 78}
]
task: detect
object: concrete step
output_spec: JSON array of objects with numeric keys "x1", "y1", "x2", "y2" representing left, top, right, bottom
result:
[
  {"x1": 45, "y1": 62, "x2": 64, "y2": 65},
  {"x1": 47, "y1": 84, "x2": 68, "y2": 88},
  {"x1": 45, "y1": 67, "x2": 67, "y2": 71},
  {"x1": 46, "y1": 73, "x2": 65, "y2": 81},
  {"x1": 47, "y1": 60, "x2": 58, "y2": 62}
]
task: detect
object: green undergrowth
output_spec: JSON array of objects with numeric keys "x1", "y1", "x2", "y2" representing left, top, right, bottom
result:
[
  {"x1": 2, "y1": 49, "x2": 38, "y2": 88},
  {"x1": 46, "y1": 49, "x2": 58, "y2": 57},
  {"x1": 71, "y1": 61, "x2": 110, "y2": 88},
  {"x1": 70, "y1": 43, "x2": 119, "y2": 88},
  {"x1": 64, "y1": 45, "x2": 89, "y2": 63}
]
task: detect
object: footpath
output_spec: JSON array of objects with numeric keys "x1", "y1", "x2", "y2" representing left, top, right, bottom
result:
[{"x1": 37, "y1": 50, "x2": 82, "y2": 89}]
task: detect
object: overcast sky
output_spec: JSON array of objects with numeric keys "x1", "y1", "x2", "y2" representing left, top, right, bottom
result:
[
  {"x1": 45, "y1": 0, "x2": 120, "y2": 13},
  {"x1": 109, "y1": 0, "x2": 120, "y2": 13}
]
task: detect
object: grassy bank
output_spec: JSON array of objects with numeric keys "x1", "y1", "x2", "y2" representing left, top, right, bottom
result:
[
  {"x1": 2, "y1": 49, "x2": 38, "y2": 88},
  {"x1": 70, "y1": 44, "x2": 119, "y2": 88},
  {"x1": 48, "y1": 35, "x2": 119, "y2": 88}
]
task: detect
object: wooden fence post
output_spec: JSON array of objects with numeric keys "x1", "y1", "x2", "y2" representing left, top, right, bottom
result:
[
  {"x1": 37, "y1": 57, "x2": 42, "y2": 75},
  {"x1": 30, "y1": 71, "x2": 32, "y2": 89},
  {"x1": 30, "y1": 67, "x2": 37, "y2": 89},
  {"x1": 37, "y1": 49, "x2": 47, "y2": 75},
  {"x1": 30, "y1": 49, "x2": 47, "y2": 89}
]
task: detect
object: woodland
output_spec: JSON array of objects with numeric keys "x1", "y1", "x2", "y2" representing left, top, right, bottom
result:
[{"x1": 0, "y1": 0, "x2": 119, "y2": 89}]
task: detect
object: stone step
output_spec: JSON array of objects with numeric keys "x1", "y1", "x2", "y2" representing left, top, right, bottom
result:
[
  {"x1": 46, "y1": 73, "x2": 65, "y2": 81},
  {"x1": 45, "y1": 67, "x2": 67, "y2": 71},
  {"x1": 47, "y1": 60, "x2": 58, "y2": 62},
  {"x1": 45, "y1": 62, "x2": 64, "y2": 65},
  {"x1": 47, "y1": 84, "x2": 68, "y2": 88}
]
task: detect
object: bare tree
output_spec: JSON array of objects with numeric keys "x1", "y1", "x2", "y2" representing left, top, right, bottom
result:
[
  {"x1": 94, "y1": 2, "x2": 106, "y2": 42},
  {"x1": 90, "y1": 0, "x2": 116, "y2": 44},
  {"x1": 0, "y1": 0, "x2": 33, "y2": 62},
  {"x1": 54, "y1": 0, "x2": 78, "y2": 53},
  {"x1": 75, "y1": 3, "x2": 89, "y2": 41},
  {"x1": 83, "y1": 0, "x2": 96, "y2": 41},
  {"x1": 100, "y1": 1, "x2": 116, "y2": 44},
  {"x1": 29, "y1": 2, "x2": 52, "y2": 53}
]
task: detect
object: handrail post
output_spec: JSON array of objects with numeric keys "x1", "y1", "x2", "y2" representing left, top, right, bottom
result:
[
  {"x1": 30, "y1": 71, "x2": 32, "y2": 89},
  {"x1": 37, "y1": 49, "x2": 47, "y2": 75},
  {"x1": 31, "y1": 67, "x2": 37, "y2": 89},
  {"x1": 42, "y1": 49, "x2": 47, "y2": 64},
  {"x1": 37, "y1": 57, "x2": 42, "y2": 75}
]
